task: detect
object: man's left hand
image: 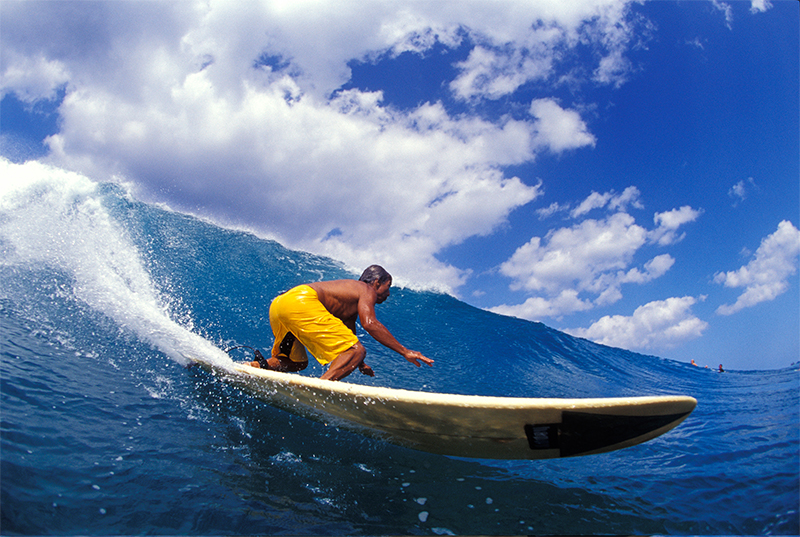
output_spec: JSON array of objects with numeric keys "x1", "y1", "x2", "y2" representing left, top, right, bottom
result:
[{"x1": 404, "y1": 350, "x2": 434, "y2": 368}]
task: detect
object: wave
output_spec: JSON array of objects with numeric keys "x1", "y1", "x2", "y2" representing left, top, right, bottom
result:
[{"x1": 1, "y1": 158, "x2": 797, "y2": 535}]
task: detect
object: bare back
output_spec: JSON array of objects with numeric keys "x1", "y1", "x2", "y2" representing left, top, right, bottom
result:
[{"x1": 308, "y1": 279, "x2": 376, "y2": 324}]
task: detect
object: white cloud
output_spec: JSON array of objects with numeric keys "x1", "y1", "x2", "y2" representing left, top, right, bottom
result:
[
  {"x1": 593, "y1": 48, "x2": 632, "y2": 88},
  {"x1": 570, "y1": 186, "x2": 641, "y2": 218},
  {"x1": 728, "y1": 177, "x2": 757, "y2": 207},
  {"x1": 496, "y1": 189, "x2": 699, "y2": 320},
  {"x1": 589, "y1": 1, "x2": 647, "y2": 87},
  {"x1": 0, "y1": 51, "x2": 70, "y2": 102},
  {"x1": 650, "y1": 205, "x2": 704, "y2": 245},
  {"x1": 619, "y1": 254, "x2": 675, "y2": 284},
  {"x1": 567, "y1": 296, "x2": 708, "y2": 351},
  {"x1": 0, "y1": 0, "x2": 648, "y2": 292},
  {"x1": 712, "y1": 0, "x2": 734, "y2": 30},
  {"x1": 729, "y1": 180, "x2": 747, "y2": 204},
  {"x1": 447, "y1": 0, "x2": 640, "y2": 100},
  {"x1": 536, "y1": 201, "x2": 570, "y2": 220},
  {"x1": 491, "y1": 289, "x2": 592, "y2": 320},
  {"x1": 570, "y1": 191, "x2": 614, "y2": 218},
  {"x1": 714, "y1": 220, "x2": 800, "y2": 315},
  {"x1": 529, "y1": 99, "x2": 596, "y2": 153},
  {"x1": 450, "y1": 46, "x2": 555, "y2": 102},
  {"x1": 750, "y1": 0, "x2": 773, "y2": 14},
  {"x1": 686, "y1": 37, "x2": 705, "y2": 50},
  {"x1": 499, "y1": 211, "x2": 648, "y2": 295}
]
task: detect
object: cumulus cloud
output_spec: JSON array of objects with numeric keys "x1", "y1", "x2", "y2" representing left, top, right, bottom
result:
[
  {"x1": 619, "y1": 254, "x2": 675, "y2": 284},
  {"x1": 493, "y1": 188, "x2": 700, "y2": 320},
  {"x1": 566, "y1": 296, "x2": 709, "y2": 351},
  {"x1": 491, "y1": 289, "x2": 592, "y2": 321},
  {"x1": 749, "y1": 0, "x2": 773, "y2": 14},
  {"x1": 0, "y1": 0, "x2": 646, "y2": 292},
  {"x1": 714, "y1": 220, "x2": 800, "y2": 315},
  {"x1": 499, "y1": 211, "x2": 648, "y2": 294},
  {"x1": 529, "y1": 99, "x2": 596, "y2": 153},
  {"x1": 650, "y1": 205, "x2": 704, "y2": 245},
  {"x1": 0, "y1": 52, "x2": 70, "y2": 103},
  {"x1": 448, "y1": 1, "x2": 642, "y2": 100},
  {"x1": 450, "y1": 46, "x2": 555, "y2": 102}
]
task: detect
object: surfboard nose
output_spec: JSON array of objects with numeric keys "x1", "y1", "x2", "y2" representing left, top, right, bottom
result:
[{"x1": 526, "y1": 401, "x2": 696, "y2": 457}]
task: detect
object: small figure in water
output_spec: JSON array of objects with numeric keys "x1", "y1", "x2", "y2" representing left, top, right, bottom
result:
[{"x1": 718, "y1": 364, "x2": 724, "y2": 373}]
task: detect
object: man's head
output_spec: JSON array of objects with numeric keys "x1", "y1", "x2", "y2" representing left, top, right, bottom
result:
[
  {"x1": 359, "y1": 265, "x2": 392, "y2": 286},
  {"x1": 360, "y1": 265, "x2": 392, "y2": 303}
]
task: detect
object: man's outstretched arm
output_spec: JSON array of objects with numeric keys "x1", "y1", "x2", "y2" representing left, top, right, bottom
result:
[{"x1": 357, "y1": 295, "x2": 434, "y2": 367}]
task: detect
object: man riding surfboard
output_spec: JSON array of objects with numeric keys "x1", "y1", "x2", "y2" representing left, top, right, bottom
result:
[{"x1": 251, "y1": 265, "x2": 433, "y2": 381}]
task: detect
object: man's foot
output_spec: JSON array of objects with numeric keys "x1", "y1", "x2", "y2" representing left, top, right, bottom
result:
[
  {"x1": 253, "y1": 349, "x2": 270, "y2": 368},
  {"x1": 248, "y1": 353, "x2": 293, "y2": 370}
]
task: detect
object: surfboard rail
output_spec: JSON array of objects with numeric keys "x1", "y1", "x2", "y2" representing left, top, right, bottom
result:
[{"x1": 190, "y1": 358, "x2": 696, "y2": 460}]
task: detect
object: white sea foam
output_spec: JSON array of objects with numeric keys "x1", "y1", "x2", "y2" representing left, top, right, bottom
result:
[{"x1": 0, "y1": 158, "x2": 230, "y2": 368}]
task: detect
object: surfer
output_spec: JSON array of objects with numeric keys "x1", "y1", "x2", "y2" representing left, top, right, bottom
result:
[{"x1": 250, "y1": 265, "x2": 434, "y2": 381}]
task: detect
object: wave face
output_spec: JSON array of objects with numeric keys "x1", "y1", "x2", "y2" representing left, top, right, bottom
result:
[{"x1": 2, "y1": 162, "x2": 798, "y2": 535}]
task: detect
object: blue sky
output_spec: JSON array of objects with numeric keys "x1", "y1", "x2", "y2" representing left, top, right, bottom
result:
[{"x1": 1, "y1": 0, "x2": 798, "y2": 370}]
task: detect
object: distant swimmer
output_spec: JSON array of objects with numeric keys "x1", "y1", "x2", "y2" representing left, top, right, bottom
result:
[
  {"x1": 251, "y1": 265, "x2": 433, "y2": 381},
  {"x1": 691, "y1": 359, "x2": 698, "y2": 366},
  {"x1": 719, "y1": 364, "x2": 724, "y2": 373}
]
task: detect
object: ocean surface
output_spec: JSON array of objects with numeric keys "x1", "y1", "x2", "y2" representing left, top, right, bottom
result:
[{"x1": 1, "y1": 162, "x2": 798, "y2": 535}]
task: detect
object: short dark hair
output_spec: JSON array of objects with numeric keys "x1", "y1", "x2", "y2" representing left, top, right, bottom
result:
[{"x1": 359, "y1": 265, "x2": 392, "y2": 285}]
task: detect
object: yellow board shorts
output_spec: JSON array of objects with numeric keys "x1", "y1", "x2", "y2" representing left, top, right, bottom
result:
[{"x1": 269, "y1": 285, "x2": 360, "y2": 366}]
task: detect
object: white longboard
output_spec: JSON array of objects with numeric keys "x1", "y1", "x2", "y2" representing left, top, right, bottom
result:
[{"x1": 190, "y1": 358, "x2": 696, "y2": 460}]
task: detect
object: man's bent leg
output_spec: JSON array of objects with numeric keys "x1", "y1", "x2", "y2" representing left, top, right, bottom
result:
[{"x1": 321, "y1": 343, "x2": 366, "y2": 381}]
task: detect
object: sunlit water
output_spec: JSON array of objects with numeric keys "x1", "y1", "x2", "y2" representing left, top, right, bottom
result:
[{"x1": 1, "y1": 160, "x2": 798, "y2": 535}]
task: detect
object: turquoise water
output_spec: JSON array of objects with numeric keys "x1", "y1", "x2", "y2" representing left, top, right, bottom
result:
[{"x1": 1, "y1": 170, "x2": 798, "y2": 535}]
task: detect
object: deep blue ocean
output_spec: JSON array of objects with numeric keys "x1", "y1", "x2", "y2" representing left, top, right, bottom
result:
[{"x1": 1, "y1": 167, "x2": 798, "y2": 535}]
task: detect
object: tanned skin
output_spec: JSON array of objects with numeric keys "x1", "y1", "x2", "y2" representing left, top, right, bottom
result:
[{"x1": 253, "y1": 278, "x2": 433, "y2": 381}]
